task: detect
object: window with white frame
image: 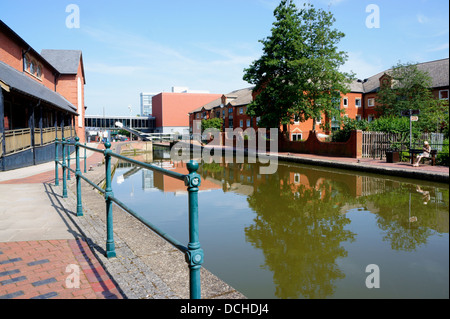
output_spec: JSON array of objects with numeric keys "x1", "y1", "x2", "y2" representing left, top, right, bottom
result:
[
  {"x1": 292, "y1": 133, "x2": 302, "y2": 141},
  {"x1": 368, "y1": 115, "x2": 374, "y2": 122},
  {"x1": 239, "y1": 107, "x2": 244, "y2": 114},
  {"x1": 439, "y1": 90, "x2": 449, "y2": 100},
  {"x1": 294, "y1": 173, "x2": 300, "y2": 184},
  {"x1": 355, "y1": 98, "x2": 361, "y2": 108},
  {"x1": 294, "y1": 114, "x2": 300, "y2": 124},
  {"x1": 368, "y1": 98, "x2": 375, "y2": 107},
  {"x1": 343, "y1": 97, "x2": 348, "y2": 108}
]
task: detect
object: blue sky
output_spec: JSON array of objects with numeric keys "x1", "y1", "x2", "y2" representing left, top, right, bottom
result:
[{"x1": 1, "y1": 0, "x2": 448, "y2": 116}]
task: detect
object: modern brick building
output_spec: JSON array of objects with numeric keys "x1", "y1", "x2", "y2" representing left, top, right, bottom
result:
[
  {"x1": 0, "y1": 20, "x2": 86, "y2": 171},
  {"x1": 152, "y1": 92, "x2": 221, "y2": 135}
]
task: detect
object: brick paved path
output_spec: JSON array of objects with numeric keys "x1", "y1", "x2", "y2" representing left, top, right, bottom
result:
[
  {"x1": 0, "y1": 239, "x2": 123, "y2": 299},
  {"x1": 0, "y1": 143, "x2": 124, "y2": 299}
]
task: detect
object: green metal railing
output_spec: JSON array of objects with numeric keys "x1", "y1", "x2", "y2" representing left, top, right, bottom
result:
[{"x1": 55, "y1": 138, "x2": 204, "y2": 299}]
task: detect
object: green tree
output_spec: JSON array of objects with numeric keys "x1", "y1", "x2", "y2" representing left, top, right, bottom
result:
[
  {"x1": 201, "y1": 118, "x2": 223, "y2": 131},
  {"x1": 243, "y1": 0, "x2": 353, "y2": 133},
  {"x1": 375, "y1": 61, "x2": 448, "y2": 133}
]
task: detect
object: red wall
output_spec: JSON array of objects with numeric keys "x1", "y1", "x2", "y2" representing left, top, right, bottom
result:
[
  {"x1": 280, "y1": 130, "x2": 363, "y2": 158},
  {"x1": 153, "y1": 93, "x2": 221, "y2": 129}
]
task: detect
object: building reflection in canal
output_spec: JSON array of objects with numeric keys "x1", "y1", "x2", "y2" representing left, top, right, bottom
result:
[{"x1": 112, "y1": 148, "x2": 449, "y2": 299}]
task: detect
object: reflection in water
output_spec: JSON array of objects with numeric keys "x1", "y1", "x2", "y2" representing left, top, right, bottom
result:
[{"x1": 112, "y1": 149, "x2": 449, "y2": 299}]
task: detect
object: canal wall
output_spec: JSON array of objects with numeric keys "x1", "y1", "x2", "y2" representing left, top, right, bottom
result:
[{"x1": 62, "y1": 142, "x2": 246, "y2": 299}]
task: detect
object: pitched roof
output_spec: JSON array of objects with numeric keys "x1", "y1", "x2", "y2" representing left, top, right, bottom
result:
[
  {"x1": 227, "y1": 87, "x2": 254, "y2": 106},
  {"x1": 0, "y1": 61, "x2": 77, "y2": 114},
  {"x1": 355, "y1": 58, "x2": 449, "y2": 93},
  {"x1": 41, "y1": 49, "x2": 85, "y2": 82}
]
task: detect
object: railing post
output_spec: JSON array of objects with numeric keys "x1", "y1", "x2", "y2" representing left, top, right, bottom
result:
[
  {"x1": 84, "y1": 142, "x2": 87, "y2": 173},
  {"x1": 62, "y1": 138, "x2": 68, "y2": 198},
  {"x1": 104, "y1": 142, "x2": 116, "y2": 258},
  {"x1": 184, "y1": 160, "x2": 203, "y2": 299},
  {"x1": 55, "y1": 138, "x2": 59, "y2": 186},
  {"x1": 75, "y1": 137, "x2": 83, "y2": 217},
  {"x1": 67, "y1": 138, "x2": 71, "y2": 180}
]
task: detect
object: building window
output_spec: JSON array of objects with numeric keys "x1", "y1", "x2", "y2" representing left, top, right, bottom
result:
[
  {"x1": 36, "y1": 66, "x2": 42, "y2": 78},
  {"x1": 196, "y1": 113, "x2": 200, "y2": 119},
  {"x1": 356, "y1": 115, "x2": 362, "y2": 121},
  {"x1": 292, "y1": 133, "x2": 302, "y2": 141},
  {"x1": 29, "y1": 61, "x2": 35, "y2": 74},
  {"x1": 343, "y1": 98, "x2": 348, "y2": 108},
  {"x1": 294, "y1": 115, "x2": 300, "y2": 124},
  {"x1": 240, "y1": 120, "x2": 243, "y2": 127},
  {"x1": 294, "y1": 173, "x2": 301, "y2": 184},
  {"x1": 355, "y1": 98, "x2": 361, "y2": 108},
  {"x1": 439, "y1": 90, "x2": 449, "y2": 100},
  {"x1": 246, "y1": 119, "x2": 251, "y2": 127},
  {"x1": 23, "y1": 55, "x2": 29, "y2": 72},
  {"x1": 229, "y1": 107, "x2": 233, "y2": 113},
  {"x1": 368, "y1": 98, "x2": 375, "y2": 107},
  {"x1": 228, "y1": 119, "x2": 233, "y2": 128},
  {"x1": 239, "y1": 107, "x2": 244, "y2": 114},
  {"x1": 368, "y1": 115, "x2": 374, "y2": 122}
]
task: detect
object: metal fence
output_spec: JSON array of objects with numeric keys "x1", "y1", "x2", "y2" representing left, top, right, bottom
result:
[
  {"x1": 362, "y1": 131, "x2": 446, "y2": 159},
  {"x1": 55, "y1": 138, "x2": 204, "y2": 299}
]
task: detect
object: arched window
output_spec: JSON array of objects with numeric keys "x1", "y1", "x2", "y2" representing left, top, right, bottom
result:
[
  {"x1": 23, "y1": 55, "x2": 29, "y2": 71},
  {"x1": 36, "y1": 65, "x2": 42, "y2": 78},
  {"x1": 29, "y1": 61, "x2": 35, "y2": 74}
]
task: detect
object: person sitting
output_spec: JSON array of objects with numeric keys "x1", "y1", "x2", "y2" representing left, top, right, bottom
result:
[{"x1": 413, "y1": 141, "x2": 431, "y2": 167}]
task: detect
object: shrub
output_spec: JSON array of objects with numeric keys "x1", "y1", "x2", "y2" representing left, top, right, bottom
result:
[{"x1": 436, "y1": 139, "x2": 449, "y2": 166}]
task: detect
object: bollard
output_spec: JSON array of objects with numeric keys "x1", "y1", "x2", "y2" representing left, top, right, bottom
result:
[
  {"x1": 184, "y1": 161, "x2": 203, "y2": 299},
  {"x1": 55, "y1": 138, "x2": 59, "y2": 186},
  {"x1": 75, "y1": 137, "x2": 83, "y2": 217},
  {"x1": 104, "y1": 142, "x2": 116, "y2": 258}
]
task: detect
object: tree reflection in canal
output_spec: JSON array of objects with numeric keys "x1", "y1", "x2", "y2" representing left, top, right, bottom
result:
[
  {"x1": 245, "y1": 171, "x2": 356, "y2": 299},
  {"x1": 198, "y1": 160, "x2": 448, "y2": 299}
]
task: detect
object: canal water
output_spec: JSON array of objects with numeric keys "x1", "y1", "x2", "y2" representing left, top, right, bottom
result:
[{"x1": 112, "y1": 148, "x2": 449, "y2": 299}]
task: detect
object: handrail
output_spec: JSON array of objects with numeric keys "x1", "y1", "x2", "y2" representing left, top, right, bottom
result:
[{"x1": 55, "y1": 138, "x2": 204, "y2": 299}]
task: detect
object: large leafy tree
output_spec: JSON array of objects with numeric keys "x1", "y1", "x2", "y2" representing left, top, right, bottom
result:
[
  {"x1": 375, "y1": 61, "x2": 449, "y2": 133},
  {"x1": 243, "y1": 0, "x2": 353, "y2": 132}
]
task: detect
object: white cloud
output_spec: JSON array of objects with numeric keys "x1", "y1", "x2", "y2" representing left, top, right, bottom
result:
[
  {"x1": 417, "y1": 14, "x2": 429, "y2": 24},
  {"x1": 427, "y1": 42, "x2": 449, "y2": 52},
  {"x1": 82, "y1": 25, "x2": 258, "y2": 115},
  {"x1": 340, "y1": 52, "x2": 386, "y2": 80}
]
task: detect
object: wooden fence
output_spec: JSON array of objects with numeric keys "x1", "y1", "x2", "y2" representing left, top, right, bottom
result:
[{"x1": 1, "y1": 127, "x2": 75, "y2": 156}]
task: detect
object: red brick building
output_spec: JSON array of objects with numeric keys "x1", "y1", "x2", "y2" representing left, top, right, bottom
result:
[
  {"x1": 190, "y1": 58, "x2": 449, "y2": 142},
  {"x1": 152, "y1": 92, "x2": 221, "y2": 135},
  {"x1": 0, "y1": 20, "x2": 86, "y2": 171}
]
